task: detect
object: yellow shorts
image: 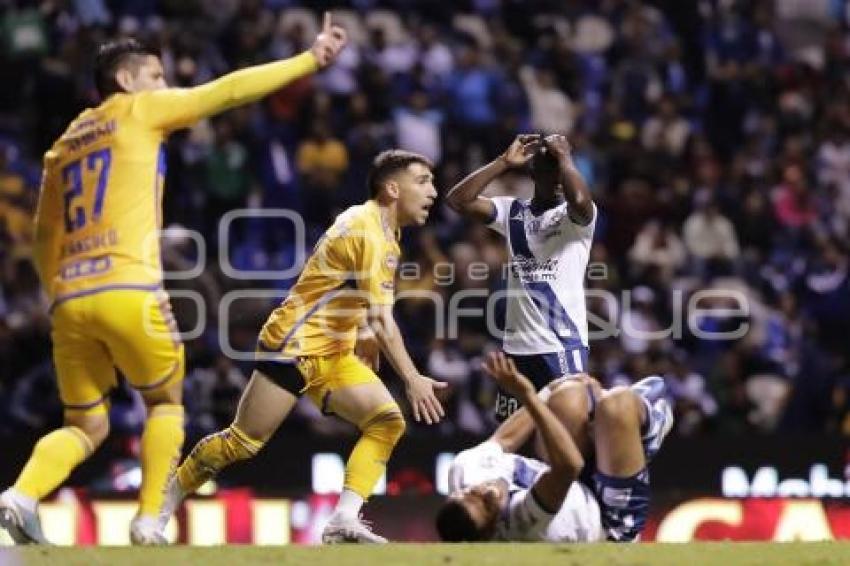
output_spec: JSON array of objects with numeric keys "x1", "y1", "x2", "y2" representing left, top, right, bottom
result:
[
  {"x1": 255, "y1": 347, "x2": 380, "y2": 413},
  {"x1": 51, "y1": 288, "x2": 185, "y2": 413}
]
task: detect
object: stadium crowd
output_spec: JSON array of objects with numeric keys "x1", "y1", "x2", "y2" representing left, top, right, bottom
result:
[{"x1": 1, "y1": 0, "x2": 850, "y2": 443}]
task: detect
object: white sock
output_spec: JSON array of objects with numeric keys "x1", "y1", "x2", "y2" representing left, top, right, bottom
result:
[
  {"x1": 334, "y1": 489, "x2": 364, "y2": 519},
  {"x1": 6, "y1": 488, "x2": 37, "y2": 513}
]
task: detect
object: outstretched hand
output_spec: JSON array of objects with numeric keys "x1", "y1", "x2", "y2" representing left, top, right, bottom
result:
[
  {"x1": 405, "y1": 374, "x2": 448, "y2": 425},
  {"x1": 311, "y1": 12, "x2": 348, "y2": 68}
]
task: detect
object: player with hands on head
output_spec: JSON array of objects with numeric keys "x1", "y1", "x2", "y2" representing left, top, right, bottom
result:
[{"x1": 446, "y1": 133, "x2": 597, "y2": 421}]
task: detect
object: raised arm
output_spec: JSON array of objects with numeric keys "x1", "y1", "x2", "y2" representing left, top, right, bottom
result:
[
  {"x1": 543, "y1": 134, "x2": 594, "y2": 226},
  {"x1": 132, "y1": 12, "x2": 347, "y2": 132},
  {"x1": 483, "y1": 352, "x2": 584, "y2": 513},
  {"x1": 489, "y1": 376, "x2": 578, "y2": 453},
  {"x1": 445, "y1": 135, "x2": 538, "y2": 222}
]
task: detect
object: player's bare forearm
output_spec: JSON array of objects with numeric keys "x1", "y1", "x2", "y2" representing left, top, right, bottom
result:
[
  {"x1": 490, "y1": 378, "x2": 577, "y2": 452},
  {"x1": 561, "y1": 164, "x2": 594, "y2": 226},
  {"x1": 520, "y1": 390, "x2": 583, "y2": 478},
  {"x1": 490, "y1": 407, "x2": 535, "y2": 452},
  {"x1": 367, "y1": 305, "x2": 419, "y2": 382},
  {"x1": 368, "y1": 305, "x2": 447, "y2": 424},
  {"x1": 541, "y1": 134, "x2": 594, "y2": 225},
  {"x1": 484, "y1": 353, "x2": 582, "y2": 476},
  {"x1": 483, "y1": 352, "x2": 581, "y2": 511},
  {"x1": 444, "y1": 158, "x2": 506, "y2": 221}
]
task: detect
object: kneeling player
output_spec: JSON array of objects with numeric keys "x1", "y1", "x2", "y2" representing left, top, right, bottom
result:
[{"x1": 436, "y1": 352, "x2": 671, "y2": 542}]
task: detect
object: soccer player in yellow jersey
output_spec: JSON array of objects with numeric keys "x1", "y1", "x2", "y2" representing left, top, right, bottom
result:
[
  {"x1": 0, "y1": 14, "x2": 347, "y2": 545},
  {"x1": 162, "y1": 150, "x2": 447, "y2": 543}
]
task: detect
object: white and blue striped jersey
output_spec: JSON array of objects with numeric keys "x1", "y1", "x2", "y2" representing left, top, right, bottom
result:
[{"x1": 487, "y1": 197, "x2": 596, "y2": 359}]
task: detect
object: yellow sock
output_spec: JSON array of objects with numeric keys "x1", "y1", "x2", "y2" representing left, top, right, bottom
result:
[
  {"x1": 138, "y1": 404, "x2": 185, "y2": 517},
  {"x1": 344, "y1": 403, "x2": 405, "y2": 499},
  {"x1": 176, "y1": 424, "x2": 263, "y2": 494},
  {"x1": 14, "y1": 427, "x2": 92, "y2": 500}
]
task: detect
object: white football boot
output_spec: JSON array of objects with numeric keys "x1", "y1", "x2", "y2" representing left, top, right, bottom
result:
[
  {"x1": 0, "y1": 489, "x2": 48, "y2": 544},
  {"x1": 321, "y1": 514, "x2": 388, "y2": 544},
  {"x1": 129, "y1": 514, "x2": 167, "y2": 545}
]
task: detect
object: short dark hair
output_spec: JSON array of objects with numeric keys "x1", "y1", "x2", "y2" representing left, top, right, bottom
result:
[
  {"x1": 366, "y1": 150, "x2": 433, "y2": 198},
  {"x1": 435, "y1": 499, "x2": 483, "y2": 542},
  {"x1": 93, "y1": 38, "x2": 159, "y2": 98}
]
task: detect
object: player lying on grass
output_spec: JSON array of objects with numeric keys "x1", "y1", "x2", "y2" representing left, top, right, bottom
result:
[
  {"x1": 0, "y1": 13, "x2": 346, "y2": 546},
  {"x1": 161, "y1": 150, "x2": 445, "y2": 544},
  {"x1": 436, "y1": 352, "x2": 672, "y2": 542}
]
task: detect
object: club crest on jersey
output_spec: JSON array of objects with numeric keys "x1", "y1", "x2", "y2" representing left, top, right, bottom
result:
[
  {"x1": 528, "y1": 209, "x2": 567, "y2": 235},
  {"x1": 385, "y1": 254, "x2": 399, "y2": 269}
]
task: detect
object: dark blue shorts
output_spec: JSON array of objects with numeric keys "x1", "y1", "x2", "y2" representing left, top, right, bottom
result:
[
  {"x1": 493, "y1": 348, "x2": 589, "y2": 421},
  {"x1": 592, "y1": 468, "x2": 651, "y2": 542}
]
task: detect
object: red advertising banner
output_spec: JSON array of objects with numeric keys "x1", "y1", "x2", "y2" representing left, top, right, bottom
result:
[
  {"x1": 644, "y1": 498, "x2": 850, "y2": 542},
  {"x1": 3, "y1": 491, "x2": 850, "y2": 545}
]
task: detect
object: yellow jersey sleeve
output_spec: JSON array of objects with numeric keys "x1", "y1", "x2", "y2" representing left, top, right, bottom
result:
[{"x1": 129, "y1": 51, "x2": 318, "y2": 132}]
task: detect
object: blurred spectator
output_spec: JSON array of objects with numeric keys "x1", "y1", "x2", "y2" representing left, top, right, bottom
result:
[
  {"x1": 683, "y1": 192, "x2": 740, "y2": 276},
  {"x1": 446, "y1": 44, "x2": 503, "y2": 161},
  {"x1": 520, "y1": 65, "x2": 575, "y2": 135},
  {"x1": 184, "y1": 354, "x2": 248, "y2": 435},
  {"x1": 735, "y1": 189, "x2": 777, "y2": 257},
  {"x1": 802, "y1": 238, "x2": 850, "y2": 353},
  {"x1": 417, "y1": 24, "x2": 453, "y2": 83},
  {"x1": 296, "y1": 120, "x2": 349, "y2": 228},
  {"x1": 640, "y1": 96, "x2": 691, "y2": 159},
  {"x1": 427, "y1": 339, "x2": 486, "y2": 435},
  {"x1": 204, "y1": 117, "x2": 253, "y2": 227},
  {"x1": 620, "y1": 286, "x2": 664, "y2": 355},
  {"x1": 7, "y1": 363, "x2": 59, "y2": 432},
  {"x1": 393, "y1": 90, "x2": 443, "y2": 163},
  {"x1": 664, "y1": 350, "x2": 718, "y2": 435},
  {"x1": 629, "y1": 220, "x2": 686, "y2": 282},
  {"x1": 772, "y1": 163, "x2": 817, "y2": 230}
]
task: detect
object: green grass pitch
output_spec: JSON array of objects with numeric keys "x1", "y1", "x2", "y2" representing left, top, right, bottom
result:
[{"x1": 2, "y1": 542, "x2": 849, "y2": 566}]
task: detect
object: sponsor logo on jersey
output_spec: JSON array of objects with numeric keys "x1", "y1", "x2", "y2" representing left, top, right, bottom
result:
[{"x1": 509, "y1": 255, "x2": 559, "y2": 282}]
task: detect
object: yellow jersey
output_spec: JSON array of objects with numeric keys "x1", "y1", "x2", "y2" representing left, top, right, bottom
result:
[
  {"x1": 33, "y1": 52, "x2": 319, "y2": 307},
  {"x1": 259, "y1": 200, "x2": 400, "y2": 358}
]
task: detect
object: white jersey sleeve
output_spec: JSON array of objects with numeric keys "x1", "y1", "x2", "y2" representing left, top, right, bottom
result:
[
  {"x1": 448, "y1": 441, "x2": 513, "y2": 493},
  {"x1": 565, "y1": 201, "x2": 597, "y2": 234},
  {"x1": 485, "y1": 196, "x2": 516, "y2": 236}
]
